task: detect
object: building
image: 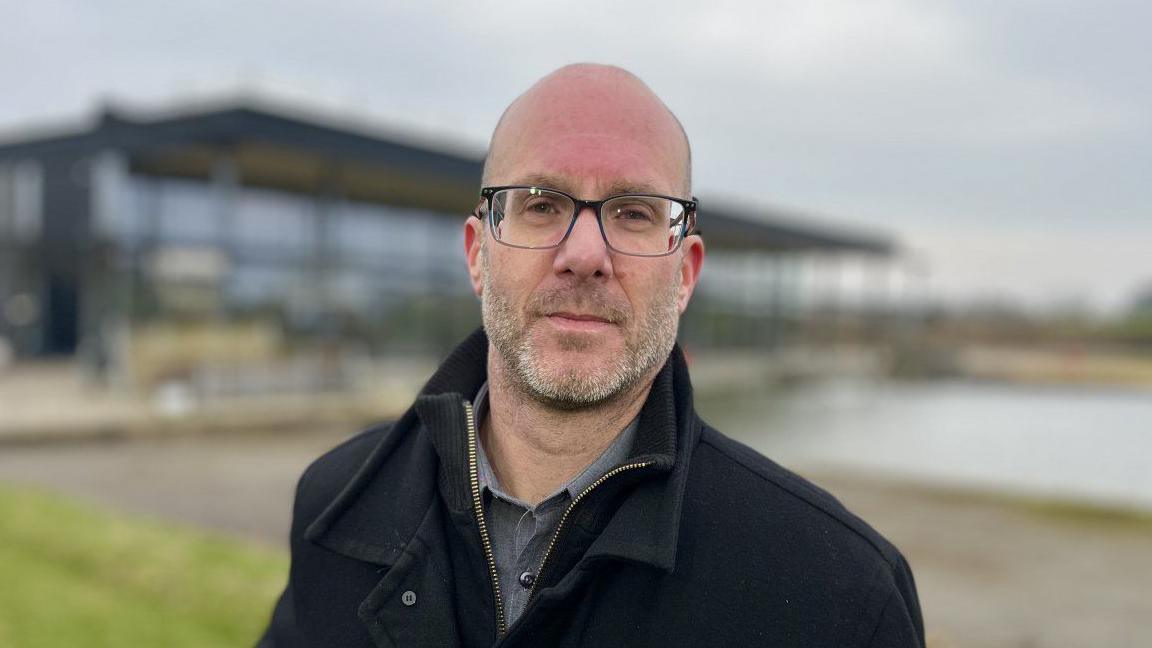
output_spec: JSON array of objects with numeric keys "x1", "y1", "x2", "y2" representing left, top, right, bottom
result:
[{"x1": 0, "y1": 100, "x2": 894, "y2": 365}]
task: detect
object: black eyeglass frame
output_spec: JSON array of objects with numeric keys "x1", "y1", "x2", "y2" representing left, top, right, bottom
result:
[{"x1": 472, "y1": 185, "x2": 699, "y2": 257}]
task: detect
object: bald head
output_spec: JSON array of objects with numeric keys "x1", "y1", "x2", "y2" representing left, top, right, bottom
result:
[{"x1": 483, "y1": 64, "x2": 692, "y2": 196}]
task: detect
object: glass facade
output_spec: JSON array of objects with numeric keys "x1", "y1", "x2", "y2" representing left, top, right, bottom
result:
[
  {"x1": 0, "y1": 161, "x2": 42, "y2": 242},
  {"x1": 91, "y1": 170, "x2": 477, "y2": 353},
  {"x1": 82, "y1": 164, "x2": 884, "y2": 356},
  {"x1": 0, "y1": 161, "x2": 45, "y2": 356}
]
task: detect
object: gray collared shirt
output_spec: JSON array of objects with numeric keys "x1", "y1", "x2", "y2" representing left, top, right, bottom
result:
[{"x1": 473, "y1": 382, "x2": 638, "y2": 626}]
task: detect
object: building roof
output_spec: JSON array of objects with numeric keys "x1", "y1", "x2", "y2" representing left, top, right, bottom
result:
[
  {"x1": 0, "y1": 100, "x2": 894, "y2": 255},
  {"x1": 701, "y1": 200, "x2": 893, "y2": 255}
]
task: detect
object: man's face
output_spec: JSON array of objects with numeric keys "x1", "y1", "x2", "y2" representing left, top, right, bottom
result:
[
  {"x1": 478, "y1": 230, "x2": 682, "y2": 409},
  {"x1": 465, "y1": 69, "x2": 704, "y2": 409}
]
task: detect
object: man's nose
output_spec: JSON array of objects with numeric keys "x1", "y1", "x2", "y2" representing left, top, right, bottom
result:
[{"x1": 552, "y1": 206, "x2": 614, "y2": 279}]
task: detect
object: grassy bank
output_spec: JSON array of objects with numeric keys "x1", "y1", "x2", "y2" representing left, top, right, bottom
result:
[{"x1": 0, "y1": 484, "x2": 288, "y2": 648}]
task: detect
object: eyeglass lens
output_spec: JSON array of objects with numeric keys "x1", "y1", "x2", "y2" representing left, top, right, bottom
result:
[{"x1": 490, "y1": 187, "x2": 685, "y2": 255}]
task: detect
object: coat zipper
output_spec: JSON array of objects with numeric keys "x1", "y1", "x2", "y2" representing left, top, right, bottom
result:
[
  {"x1": 523, "y1": 460, "x2": 651, "y2": 609},
  {"x1": 465, "y1": 400, "x2": 508, "y2": 637},
  {"x1": 467, "y1": 397, "x2": 653, "y2": 637}
]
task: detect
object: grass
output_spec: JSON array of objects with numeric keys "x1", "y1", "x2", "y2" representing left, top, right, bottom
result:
[
  {"x1": 1011, "y1": 495, "x2": 1152, "y2": 530},
  {"x1": 0, "y1": 484, "x2": 288, "y2": 648}
]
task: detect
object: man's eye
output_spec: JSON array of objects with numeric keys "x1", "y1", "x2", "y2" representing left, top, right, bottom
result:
[
  {"x1": 612, "y1": 205, "x2": 658, "y2": 223},
  {"x1": 525, "y1": 199, "x2": 561, "y2": 214}
]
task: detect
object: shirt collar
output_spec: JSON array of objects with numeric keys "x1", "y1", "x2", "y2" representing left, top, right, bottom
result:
[{"x1": 472, "y1": 381, "x2": 640, "y2": 508}]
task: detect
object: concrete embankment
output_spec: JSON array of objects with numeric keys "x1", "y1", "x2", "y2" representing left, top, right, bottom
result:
[
  {"x1": 0, "y1": 360, "x2": 428, "y2": 446},
  {"x1": 956, "y1": 345, "x2": 1152, "y2": 388}
]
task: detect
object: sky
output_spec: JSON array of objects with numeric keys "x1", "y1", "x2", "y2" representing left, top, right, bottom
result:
[{"x1": 3, "y1": 0, "x2": 1149, "y2": 314}]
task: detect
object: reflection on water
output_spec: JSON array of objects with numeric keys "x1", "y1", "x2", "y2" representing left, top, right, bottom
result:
[{"x1": 696, "y1": 380, "x2": 1152, "y2": 511}]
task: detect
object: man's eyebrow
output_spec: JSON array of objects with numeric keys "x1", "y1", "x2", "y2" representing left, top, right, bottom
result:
[
  {"x1": 509, "y1": 174, "x2": 664, "y2": 197},
  {"x1": 513, "y1": 174, "x2": 571, "y2": 191},
  {"x1": 602, "y1": 181, "x2": 663, "y2": 196}
]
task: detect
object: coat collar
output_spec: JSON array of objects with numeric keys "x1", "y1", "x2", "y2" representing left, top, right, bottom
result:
[{"x1": 304, "y1": 328, "x2": 701, "y2": 574}]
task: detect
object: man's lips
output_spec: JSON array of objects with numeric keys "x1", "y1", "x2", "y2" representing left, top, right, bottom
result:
[
  {"x1": 544, "y1": 311, "x2": 617, "y2": 331},
  {"x1": 548, "y1": 311, "x2": 613, "y2": 323}
]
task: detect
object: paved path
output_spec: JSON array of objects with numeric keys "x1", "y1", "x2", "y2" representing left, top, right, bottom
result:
[
  {"x1": 2, "y1": 433, "x2": 1150, "y2": 647},
  {"x1": 815, "y1": 472, "x2": 1152, "y2": 648},
  {"x1": 0, "y1": 430, "x2": 349, "y2": 546}
]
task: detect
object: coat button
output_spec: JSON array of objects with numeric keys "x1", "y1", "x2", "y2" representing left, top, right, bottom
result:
[
  {"x1": 518, "y1": 571, "x2": 536, "y2": 588},
  {"x1": 401, "y1": 590, "x2": 417, "y2": 606}
]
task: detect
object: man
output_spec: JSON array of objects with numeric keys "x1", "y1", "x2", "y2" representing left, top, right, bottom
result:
[{"x1": 260, "y1": 64, "x2": 924, "y2": 647}]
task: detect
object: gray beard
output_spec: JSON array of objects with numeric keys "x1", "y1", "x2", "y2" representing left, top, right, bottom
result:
[{"x1": 480, "y1": 246, "x2": 679, "y2": 410}]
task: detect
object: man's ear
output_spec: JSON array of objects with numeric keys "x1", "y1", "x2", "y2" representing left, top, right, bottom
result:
[
  {"x1": 676, "y1": 234, "x2": 705, "y2": 314},
  {"x1": 464, "y1": 216, "x2": 485, "y2": 297}
]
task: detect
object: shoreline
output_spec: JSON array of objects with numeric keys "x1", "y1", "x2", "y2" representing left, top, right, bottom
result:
[{"x1": 800, "y1": 464, "x2": 1152, "y2": 521}]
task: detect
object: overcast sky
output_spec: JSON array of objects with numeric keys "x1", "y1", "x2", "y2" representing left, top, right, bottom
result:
[{"x1": 4, "y1": 0, "x2": 1149, "y2": 313}]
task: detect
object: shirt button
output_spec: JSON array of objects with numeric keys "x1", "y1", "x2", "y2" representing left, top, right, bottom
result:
[{"x1": 518, "y1": 571, "x2": 536, "y2": 588}]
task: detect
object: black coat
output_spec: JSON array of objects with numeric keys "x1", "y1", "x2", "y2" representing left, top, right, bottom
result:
[{"x1": 259, "y1": 330, "x2": 925, "y2": 647}]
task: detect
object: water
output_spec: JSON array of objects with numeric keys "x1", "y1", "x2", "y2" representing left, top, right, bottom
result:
[{"x1": 697, "y1": 379, "x2": 1152, "y2": 511}]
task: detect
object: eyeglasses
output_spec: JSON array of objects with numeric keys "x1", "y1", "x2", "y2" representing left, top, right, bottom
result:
[{"x1": 473, "y1": 186, "x2": 697, "y2": 257}]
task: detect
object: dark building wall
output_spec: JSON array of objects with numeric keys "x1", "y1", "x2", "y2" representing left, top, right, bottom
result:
[{"x1": 38, "y1": 152, "x2": 93, "y2": 354}]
